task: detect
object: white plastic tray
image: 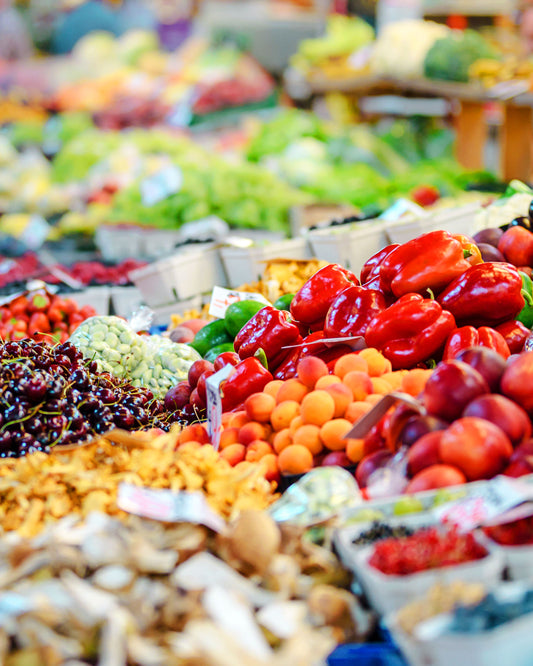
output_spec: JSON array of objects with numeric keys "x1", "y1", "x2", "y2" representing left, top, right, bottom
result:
[
  {"x1": 69, "y1": 286, "x2": 110, "y2": 315},
  {"x1": 307, "y1": 220, "x2": 388, "y2": 277},
  {"x1": 110, "y1": 286, "x2": 144, "y2": 319},
  {"x1": 129, "y1": 245, "x2": 227, "y2": 305},
  {"x1": 334, "y1": 513, "x2": 437, "y2": 569},
  {"x1": 219, "y1": 237, "x2": 311, "y2": 287},
  {"x1": 351, "y1": 541, "x2": 504, "y2": 616}
]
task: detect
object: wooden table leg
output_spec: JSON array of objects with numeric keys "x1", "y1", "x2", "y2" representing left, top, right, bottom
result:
[
  {"x1": 501, "y1": 104, "x2": 533, "y2": 183},
  {"x1": 454, "y1": 100, "x2": 487, "y2": 171}
]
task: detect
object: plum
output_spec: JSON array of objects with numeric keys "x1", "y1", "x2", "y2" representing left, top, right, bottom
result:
[
  {"x1": 473, "y1": 227, "x2": 503, "y2": 247},
  {"x1": 463, "y1": 394, "x2": 532, "y2": 447},
  {"x1": 423, "y1": 360, "x2": 489, "y2": 421},
  {"x1": 476, "y1": 243, "x2": 505, "y2": 263},
  {"x1": 455, "y1": 346, "x2": 506, "y2": 392}
]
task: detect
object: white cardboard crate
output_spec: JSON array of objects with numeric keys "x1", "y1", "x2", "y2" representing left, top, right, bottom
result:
[
  {"x1": 307, "y1": 220, "x2": 388, "y2": 276},
  {"x1": 129, "y1": 245, "x2": 227, "y2": 306},
  {"x1": 69, "y1": 286, "x2": 111, "y2": 315},
  {"x1": 385, "y1": 203, "x2": 482, "y2": 244},
  {"x1": 219, "y1": 237, "x2": 311, "y2": 287}
]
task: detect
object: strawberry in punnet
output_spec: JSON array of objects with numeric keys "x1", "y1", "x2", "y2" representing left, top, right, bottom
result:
[
  {"x1": 28, "y1": 292, "x2": 51, "y2": 313},
  {"x1": 28, "y1": 312, "x2": 51, "y2": 335},
  {"x1": 411, "y1": 184, "x2": 440, "y2": 207},
  {"x1": 9, "y1": 295, "x2": 28, "y2": 317}
]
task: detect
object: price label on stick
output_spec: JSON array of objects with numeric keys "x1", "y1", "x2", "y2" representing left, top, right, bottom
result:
[
  {"x1": 209, "y1": 285, "x2": 270, "y2": 319},
  {"x1": 206, "y1": 364, "x2": 234, "y2": 451}
]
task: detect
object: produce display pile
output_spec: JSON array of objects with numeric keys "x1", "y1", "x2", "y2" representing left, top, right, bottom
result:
[{"x1": 291, "y1": 15, "x2": 533, "y2": 88}]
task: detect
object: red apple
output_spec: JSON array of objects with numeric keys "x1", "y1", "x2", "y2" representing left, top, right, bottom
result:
[
  {"x1": 355, "y1": 450, "x2": 392, "y2": 488},
  {"x1": 321, "y1": 451, "x2": 352, "y2": 467},
  {"x1": 501, "y1": 353, "x2": 533, "y2": 414},
  {"x1": 439, "y1": 416, "x2": 513, "y2": 481},
  {"x1": 455, "y1": 346, "x2": 506, "y2": 392},
  {"x1": 503, "y1": 439, "x2": 533, "y2": 477},
  {"x1": 196, "y1": 370, "x2": 214, "y2": 404},
  {"x1": 164, "y1": 381, "x2": 191, "y2": 411},
  {"x1": 423, "y1": 360, "x2": 490, "y2": 421},
  {"x1": 407, "y1": 430, "x2": 444, "y2": 477},
  {"x1": 188, "y1": 359, "x2": 214, "y2": 390},
  {"x1": 463, "y1": 394, "x2": 532, "y2": 447},
  {"x1": 405, "y1": 464, "x2": 467, "y2": 493}
]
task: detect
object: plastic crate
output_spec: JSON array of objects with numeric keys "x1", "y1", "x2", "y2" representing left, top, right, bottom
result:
[
  {"x1": 129, "y1": 245, "x2": 227, "y2": 306},
  {"x1": 110, "y1": 286, "x2": 144, "y2": 319},
  {"x1": 327, "y1": 643, "x2": 406, "y2": 666},
  {"x1": 219, "y1": 237, "x2": 311, "y2": 287},
  {"x1": 307, "y1": 221, "x2": 388, "y2": 276}
]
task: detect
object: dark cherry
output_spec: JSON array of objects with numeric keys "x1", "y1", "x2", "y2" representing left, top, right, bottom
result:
[
  {"x1": 95, "y1": 388, "x2": 116, "y2": 404},
  {"x1": 25, "y1": 416, "x2": 44, "y2": 436},
  {"x1": 112, "y1": 406, "x2": 135, "y2": 429},
  {"x1": 26, "y1": 376, "x2": 48, "y2": 402}
]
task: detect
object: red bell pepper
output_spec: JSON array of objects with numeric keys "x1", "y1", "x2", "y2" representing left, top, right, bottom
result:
[
  {"x1": 379, "y1": 230, "x2": 482, "y2": 298},
  {"x1": 495, "y1": 320, "x2": 531, "y2": 354},
  {"x1": 443, "y1": 325, "x2": 511, "y2": 361},
  {"x1": 290, "y1": 263, "x2": 358, "y2": 328},
  {"x1": 221, "y1": 357, "x2": 273, "y2": 412},
  {"x1": 437, "y1": 262, "x2": 525, "y2": 327},
  {"x1": 324, "y1": 285, "x2": 386, "y2": 339},
  {"x1": 273, "y1": 331, "x2": 353, "y2": 380},
  {"x1": 233, "y1": 305, "x2": 301, "y2": 370},
  {"x1": 359, "y1": 244, "x2": 399, "y2": 284},
  {"x1": 364, "y1": 293, "x2": 456, "y2": 369}
]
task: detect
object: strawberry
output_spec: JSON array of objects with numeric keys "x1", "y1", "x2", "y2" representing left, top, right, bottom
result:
[
  {"x1": 29, "y1": 312, "x2": 51, "y2": 335},
  {"x1": 28, "y1": 293, "x2": 51, "y2": 313},
  {"x1": 47, "y1": 306, "x2": 64, "y2": 324},
  {"x1": 9, "y1": 295, "x2": 29, "y2": 317},
  {"x1": 62, "y1": 298, "x2": 78, "y2": 316}
]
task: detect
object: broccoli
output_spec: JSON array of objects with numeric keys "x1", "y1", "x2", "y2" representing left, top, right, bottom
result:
[{"x1": 424, "y1": 30, "x2": 498, "y2": 83}]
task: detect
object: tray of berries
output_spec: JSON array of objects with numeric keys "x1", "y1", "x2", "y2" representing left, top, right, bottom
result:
[
  {"x1": 479, "y1": 504, "x2": 533, "y2": 582},
  {"x1": 348, "y1": 525, "x2": 504, "y2": 616}
]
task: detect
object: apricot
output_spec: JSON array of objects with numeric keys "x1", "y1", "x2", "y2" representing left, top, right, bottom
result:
[
  {"x1": 324, "y1": 382, "x2": 352, "y2": 418},
  {"x1": 238, "y1": 421, "x2": 267, "y2": 446},
  {"x1": 293, "y1": 424, "x2": 323, "y2": 456},
  {"x1": 300, "y1": 390, "x2": 335, "y2": 426},
  {"x1": 278, "y1": 444, "x2": 314, "y2": 475},
  {"x1": 245, "y1": 440, "x2": 274, "y2": 462},
  {"x1": 228, "y1": 410, "x2": 249, "y2": 429},
  {"x1": 315, "y1": 374, "x2": 342, "y2": 389},
  {"x1": 179, "y1": 423, "x2": 210, "y2": 445},
  {"x1": 263, "y1": 380, "x2": 284, "y2": 400},
  {"x1": 271, "y1": 400, "x2": 301, "y2": 431},
  {"x1": 346, "y1": 437, "x2": 365, "y2": 463},
  {"x1": 402, "y1": 368, "x2": 433, "y2": 397},
  {"x1": 276, "y1": 378, "x2": 309, "y2": 404},
  {"x1": 358, "y1": 348, "x2": 392, "y2": 376},
  {"x1": 343, "y1": 371, "x2": 373, "y2": 401},
  {"x1": 219, "y1": 427, "x2": 239, "y2": 450},
  {"x1": 272, "y1": 428, "x2": 293, "y2": 454},
  {"x1": 297, "y1": 355, "x2": 329, "y2": 388},
  {"x1": 245, "y1": 392, "x2": 276, "y2": 423},
  {"x1": 260, "y1": 453, "x2": 280, "y2": 485},
  {"x1": 345, "y1": 400, "x2": 372, "y2": 422},
  {"x1": 320, "y1": 418, "x2": 353, "y2": 451},
  {"x1": 220, "y1": 443, "x2": 245, "y2": 466},
  {"x1": 334, "y1": 353, "x2": 369, "y2": 378}
]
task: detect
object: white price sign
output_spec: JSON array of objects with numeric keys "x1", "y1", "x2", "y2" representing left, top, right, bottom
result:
[
  {"x1": 209, "y1": 285, "x2": 270, "y2": 319},
  {"x1": 140, "y1": 165, "x2": 183, "y2": 207},
  {"x1": 206, "y1": 363, "x2": 234, "y2": 451}
]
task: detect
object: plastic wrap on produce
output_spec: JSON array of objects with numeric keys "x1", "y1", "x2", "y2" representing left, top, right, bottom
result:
[
  {"x1": 269, "y1": 467, "x2": 362, "y2": 526},
  {"x1": 68, "y1": 312, "x2": 201, "y2": 397}
]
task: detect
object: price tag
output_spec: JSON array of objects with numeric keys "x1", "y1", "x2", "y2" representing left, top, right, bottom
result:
[
  {"x1": 344, "y1": 391, "x2": 426, "y2": 439},
  {"x1": 117, "y1": 483, "x2": 226, "y2": 532},
  {"x1": 140, "y1": 165, "x2": 183, "y2": 207},
  {"x1": 19, "y1": 215, "x2": 50, "y2": 250},
  {"x1": 208, "y1": 285, "x2": 271, "y2": 319},
  {"x1": 206, "y1": 363, "x2": 234, "y2": 451},
  {"x1": 434, "y1": 476, "x2": 533, "y2": 532}
]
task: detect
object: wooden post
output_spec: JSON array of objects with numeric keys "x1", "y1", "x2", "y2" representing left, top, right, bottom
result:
[
  {"x1": 500, "y1": 104, "x2": 533, "y2": 183},
  {"x1": 454, "y1": 100, "x2": 487, "y2": 171}
]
